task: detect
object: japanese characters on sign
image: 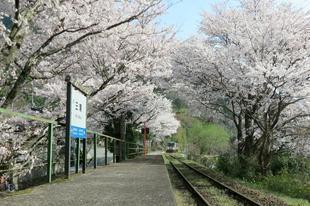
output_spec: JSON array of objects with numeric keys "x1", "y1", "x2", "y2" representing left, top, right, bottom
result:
[{"x1": 70, "y1": 85, "x2": 87, "y2": 138}]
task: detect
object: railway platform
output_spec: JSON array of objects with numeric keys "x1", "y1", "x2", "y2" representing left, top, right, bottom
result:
[{"x1": 1, "y1": 154, "x2": 176, "y2": 206}]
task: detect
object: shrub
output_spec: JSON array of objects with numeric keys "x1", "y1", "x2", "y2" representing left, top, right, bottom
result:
[
  {"x1": 217, "y1": 152, "x2": 261, "y2": 179},
  {"x1": 217, "y1": 153, "x2": 242, "y2": 177},
  {"x1": 271, "y1": 153, "x2": 310, "y2": 176},
  {"x1": 261, "y1": 171, "x2": 310, "y2": 200},
  {"x1": 201, "y1": 155, "x2": 218, "y2": 169},
  {"x1": 217, "y1": 151, "x2": 310, "y2": 200}
]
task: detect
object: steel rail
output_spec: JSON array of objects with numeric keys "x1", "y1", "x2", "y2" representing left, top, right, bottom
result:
[
  {"x1": 167, "y1": 156, "x2": 211, "y2": 206},
  {"x1": 171, "y1": 156, "x2": 262, "y2": 206}
]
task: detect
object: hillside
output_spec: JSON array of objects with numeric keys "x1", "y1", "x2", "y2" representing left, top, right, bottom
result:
[{"x1": 169, "y1": 109, "x2": 231, "y2": 159}]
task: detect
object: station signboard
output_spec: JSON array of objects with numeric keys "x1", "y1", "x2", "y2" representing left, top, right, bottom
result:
[{"x1": 70, "y1": 85, "x2": 87, "y2": 138}]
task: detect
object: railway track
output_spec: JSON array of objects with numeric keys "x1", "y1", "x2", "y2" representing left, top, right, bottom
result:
[{"x1": 166, "y1": 155, "x2": 262, "y2": 206}]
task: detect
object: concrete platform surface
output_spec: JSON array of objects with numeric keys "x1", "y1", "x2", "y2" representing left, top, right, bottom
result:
[{"x1": 1, "y1": 155, "x2": 176, "y2": 206}]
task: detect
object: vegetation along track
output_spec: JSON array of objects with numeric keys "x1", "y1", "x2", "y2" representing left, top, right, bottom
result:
[{"x1": 166, "y1": 155, "x2": 262, "y2": 206}]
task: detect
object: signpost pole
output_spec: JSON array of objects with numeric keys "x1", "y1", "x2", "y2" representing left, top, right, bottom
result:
[
  {"x1": 75, "y1": 139, "x2": 80, "y2": 173},
  {"x1": 65, "y1": 76, "x2": 72, "y2": 179},
  {"x1": 93, "y1": 133, "x2": 97, "y2": 169},
  {"x1": 82, "y1": 138, "x2": 86, "y2": 174}
]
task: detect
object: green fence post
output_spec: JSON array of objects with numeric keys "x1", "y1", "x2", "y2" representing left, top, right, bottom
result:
[
  {"x1": 119, "y1": 142, "x2": 122, "y2": 162},
  {"x1": 113, "y1": 139, "x2": 116, "y2": 163},
  {"x1": 105, "y1": 137, "x2": 108, "y2": 165},
  {"x1": 94, "y1": 133, "x2": 97, "y2": 169},
  {"x1": 47, "y1": 123, "x2": 53, "y2": 183},
  {"x1": 82, "y1": 138, "x2": 86, "y2": 174},
  {"x1": 125, "y1": 142, "x2": 128, "y2": 160},
  {"x1": 75, "y1": 139, "x2": 80, "y2": 173},
  {"x1": 119, "y1": 141, "x2": 122, "y2": 161}
]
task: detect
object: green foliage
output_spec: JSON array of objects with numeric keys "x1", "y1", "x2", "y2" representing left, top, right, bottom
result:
[
  {"x1": 217, "y1": 151, "x2": 310, "y2": 201},
  {"x1": 217, "y1": 153, "x2": 239, "y2": 176},
  {"x1": 266, "y1": 152, "x2": 310, "y2": 200},
  {"x1": 172, "y1": 97, "x2": 187, "y2": 111},
  {"x1": 271, "y1": 152, "x2": 310, "y2": 176},
  {"x1": 217, "y1": 153, "x2": 259, "y2": 179},
  {"x1": 258, "y1": 171, "x2": 310, "y2": 200},
  {"x1": 200, "y1": 155, "x2": 218, "y2": 169},
  {"x1": 165, "y1": 93, "x2": 187, "y2": 111},
  {"x1": 126, "y1": 124, "x2": 142, "y2": 143},
  {"x1": 189, "y1": 122, "x2": 230, "y2": 155},
  {"x1": 171, "y1": 110, "x2": 230, "y2": 158},
  {"x1": 105, "y1": 120, "x2": 141, "y2": 144}
]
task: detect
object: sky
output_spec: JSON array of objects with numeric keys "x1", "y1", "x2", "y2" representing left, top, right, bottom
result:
[
  {"x1": 159, "y1": 0, "x2": 213, "y2": 40},
  {"x1": 159, "y1": 0, "x2": 310, "y2": 40}
]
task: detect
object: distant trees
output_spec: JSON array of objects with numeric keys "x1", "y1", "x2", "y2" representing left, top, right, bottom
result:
[{"x1": 173, "y1": 0, "x2": 310, "y2": 174}]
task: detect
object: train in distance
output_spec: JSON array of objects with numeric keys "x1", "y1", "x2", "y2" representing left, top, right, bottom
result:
[{"x1": 166, "y1": 141, "x2": 179, "y2": 153}]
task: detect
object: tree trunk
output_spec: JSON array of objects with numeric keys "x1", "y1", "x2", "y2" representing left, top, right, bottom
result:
[
  {"x1": 258, "y1": 131, "x2": 272, "y2": 175},
  {"x1": 236, "y1": 116, "x2": 243, "y2": 155},
  {"x1": 119, "y1": 114, "x2": 126, "y2": 160},
  {"x1": 244, "y1": 111, "x2": 254, "y2": 156},
  {"x1": 1, "y1": 58, "x2": 36, "y2": 108}
]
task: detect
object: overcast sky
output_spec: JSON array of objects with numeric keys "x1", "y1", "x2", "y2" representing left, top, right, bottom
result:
[{"x1": 159, "y1": 0, "x2": 310, "y2": 40}]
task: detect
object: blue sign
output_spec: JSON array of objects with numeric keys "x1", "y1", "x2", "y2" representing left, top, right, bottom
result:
[
  {"x1": 70, "y1": 85, "x2": 87, "y2": 139},
  {"x1": 70, "y1": 126, "x2": 86, "y2": 138}
]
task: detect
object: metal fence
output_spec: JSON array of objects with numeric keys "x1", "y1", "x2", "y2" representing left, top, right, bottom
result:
[{"x1": 0, "y1": 108, "x2": 144, "y2": 190}]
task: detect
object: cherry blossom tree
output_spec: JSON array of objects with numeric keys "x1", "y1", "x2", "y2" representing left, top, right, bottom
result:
[
  {"x1": 0, "y1": 0, "x2": 179, "y2": 184},
  {"x1": 173, "y1": 0, "x2": 310, "y2": 174},
  {"x1": 0, "y1": 0, "x2": 167, "y2": 108}
]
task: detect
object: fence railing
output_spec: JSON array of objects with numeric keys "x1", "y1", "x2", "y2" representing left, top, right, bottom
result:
[{"x1": 0, "y1": 108, "x2": 144, "y2": 190}]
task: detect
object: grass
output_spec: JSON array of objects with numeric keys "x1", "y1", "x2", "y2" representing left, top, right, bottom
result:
[
  {"x1": 240, "y1": 180, "x2": 310, "y2": 206},
  {"x1": 177, "y1": 156, "x2": 309, "y2": 206},
  {"x1": 166, "y1": 154, "x2": 242, "y2": 206},
  {"x1": 200, "y1": 187, "x2": 242, "y2": 206},
  {"x1": 162, "y1": 154, "x2": 197, "y2": 206},
  {"x1": 174, "y1": 190, "x2": 196, "y2": 206},
  {"x1": 276, "y1": 194, "x2": 310, "y2": 206}
]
